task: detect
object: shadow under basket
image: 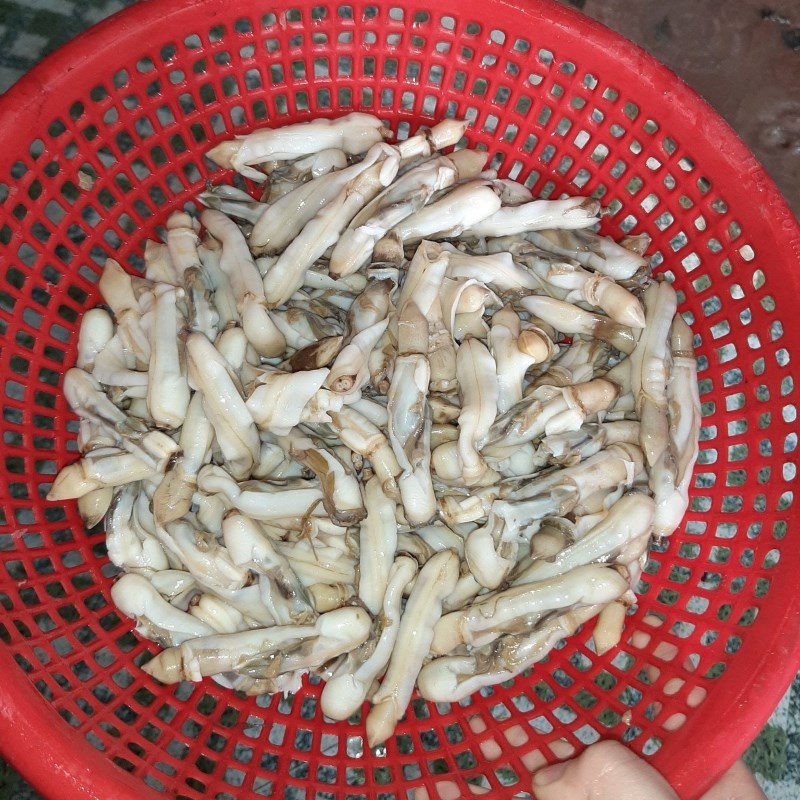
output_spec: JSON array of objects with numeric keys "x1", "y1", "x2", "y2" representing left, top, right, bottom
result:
[{"x1": 0, "y1": 0, "x2": 799, "y2": 799}]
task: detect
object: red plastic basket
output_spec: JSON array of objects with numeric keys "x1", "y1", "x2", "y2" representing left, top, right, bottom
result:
[{"x1": 0, "y1": 1, "x2": 798, "y2": 798}]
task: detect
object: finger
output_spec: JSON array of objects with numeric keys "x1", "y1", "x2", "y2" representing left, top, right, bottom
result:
[
  {"x1": 414, "y1": 722, "x2": 580, "y2": 799},
  {"x1": 467, "y1": 715, "x2": 502, "y2": 760},
  {"x1": 532, "y1": 740, "x2": 678, "y2": 800},
  {"x1": 467, "y1": 715, "x2": 576, "y2": 773},
  {"x1": 699, "y1": 759, "x2": 766, "y2": 800},
  {"x1": 413, "y1": 779, "x2": 490, "y2": 800}
]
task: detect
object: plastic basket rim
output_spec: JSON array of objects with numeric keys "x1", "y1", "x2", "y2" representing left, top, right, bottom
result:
[{"x1": 0, "y1": 1, "x2": 798, "y2": 799}]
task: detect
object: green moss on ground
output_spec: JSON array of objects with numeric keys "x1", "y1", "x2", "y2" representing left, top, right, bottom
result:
[
  {"x1": 744, "y1": 723, "x2": 788, "y2": 782},
  {"x1": 0, "y1": 760, "x2": 41, "y2": 800}
]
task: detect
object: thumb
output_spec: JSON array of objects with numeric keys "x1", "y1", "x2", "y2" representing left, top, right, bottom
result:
[
  {"x1": 700, "y1": 759, "x2": 766, "y2": 800},
  {"x1": 532, "y1": 740, "x2": 679, "y2": 800}
]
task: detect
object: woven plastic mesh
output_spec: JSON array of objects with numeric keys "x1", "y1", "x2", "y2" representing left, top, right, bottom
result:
[{"x1": 0, "y1": 1, "x2": 798, "y2": 799}]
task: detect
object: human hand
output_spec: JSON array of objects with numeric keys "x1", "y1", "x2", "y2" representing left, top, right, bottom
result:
[{"x1": 532, "y1": 740, "x2": 766, "y2": 800}]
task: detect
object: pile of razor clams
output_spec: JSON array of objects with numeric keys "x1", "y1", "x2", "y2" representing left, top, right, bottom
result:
[{"x1": 49, "y1": 112, "x2": 701, "y2": 747}]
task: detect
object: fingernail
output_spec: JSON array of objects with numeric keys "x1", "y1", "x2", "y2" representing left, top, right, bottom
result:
[{"x1": 533, "y1": 762, "x2": 567, "y2": 787}]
